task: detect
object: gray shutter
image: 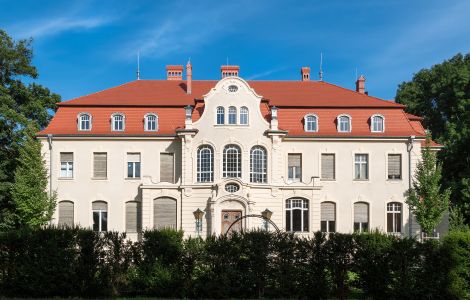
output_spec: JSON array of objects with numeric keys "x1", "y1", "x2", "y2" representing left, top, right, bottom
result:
[
  {"x1": 93, "y1": 153, "x2": 107, "y2": 178},
  {"x1": 321, "y1": 154, "x2": 335, "y2": 179},
  {"x1": 60, "y1": 152, "x2": 73, "y2": 162},
  {"x1": 160, "y1": 153, "x2": 175, "y2": 183},
  {"x1": 92, "y1": 201, "x2": 107, "y2": 211},
  {"x1": 288, "y1": 154, "x2": 301, "y2": 167},
  {"x1": 58, "y1": 201, "x2": 74, "y2": 226},
  {"x1": 126, "y1": 201, "x2": 141, "y2": 232},
  {"x1": 321, "y1": 202, "x2": 335, "y2": 221},
  {"x1": 388, "y1": 154, "x2": 401, "y2": 177},
  {"x1": 354, "y1": 202, "x2": 369, "y2": 223},
  {"x1": 154, "y1": 197, "x2": 176, "y2": 229}
]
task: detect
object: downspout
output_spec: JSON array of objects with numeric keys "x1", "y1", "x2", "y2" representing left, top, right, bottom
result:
[
  {"x1": 407, "y1": 135, "x2": 415, "y2": 237},
  {"x1": 47, "y1": 134, "x2": 53, "y2": 197}
]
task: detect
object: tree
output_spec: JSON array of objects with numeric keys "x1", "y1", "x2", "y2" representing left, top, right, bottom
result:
[
  {"x1": 10, "y1": 126, "x2": 56, "y2": 228},
  {"x1": 0, "y1": 29, "x2": 60, "y2": 228},
  {"x1": 396, "y1": 53, "x2": 470, "y2": 224},
  {"x1": 406, "y1": 139, "x2": 451, "y2": 236}
]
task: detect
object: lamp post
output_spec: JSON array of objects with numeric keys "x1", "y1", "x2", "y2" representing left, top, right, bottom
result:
[
  {"x1": 261, "y1": 208, "x2": 273, "y2": 230},
  {"x1": 193, "y1": 208, "x2": 204, "y2": 236}
]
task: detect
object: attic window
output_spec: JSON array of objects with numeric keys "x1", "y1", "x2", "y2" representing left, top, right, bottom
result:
[
  {"x1": 228, "y1": 85, "x2": 238, "y2": 93},
  {"x1": 225, "y1": 183, "x2": 240, "y2": 193}
]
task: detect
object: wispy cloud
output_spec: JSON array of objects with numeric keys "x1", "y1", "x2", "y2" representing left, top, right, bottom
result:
[{"x1": 246, "y1": 67, "x2": 286, "y2": 80}]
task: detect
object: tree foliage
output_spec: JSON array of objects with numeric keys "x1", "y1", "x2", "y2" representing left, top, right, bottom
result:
[{"x1": 396, "y1": 53, "x2": 470, "y2": 224}]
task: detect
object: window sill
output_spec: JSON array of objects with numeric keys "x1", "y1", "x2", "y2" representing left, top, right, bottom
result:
[
  {"x1": 320, "y1": 178, "x2": 336, "y2": 182},
  {"x1": 386, "y1": 179, "x2": 403, "y2": 183},
  {"x1": 353, "y1": 179, "x2": 370, "y2": 183},
  {"x1": 214, "y1": 124, "x2": 249, "y2": 127},
  {"x1": 125, "y1": 177, "x2": 141, "y2": 180},
  {"x1": 92, "y1": 177, "x2": 108, "y2": 181},
  {"x1": 58, "y1": 177, "x2": 74, "y2": 181}
]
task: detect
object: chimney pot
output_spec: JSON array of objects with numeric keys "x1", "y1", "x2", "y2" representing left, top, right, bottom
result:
[
  {"x1": 356, "y1": 75, "x2": 366, "y2": 93},
  {"x1": 301, "y1": 67, "x2": 310, "y2": 81},
  {"x1": 166, "y1": 65, "x2": 183, "y2": 80},
  {"x1": 221, "y1": 65, "x2": 239, "y2": 78},
  {"x1": 186, "y1": 61, "x2": 192, "y2": 94}
]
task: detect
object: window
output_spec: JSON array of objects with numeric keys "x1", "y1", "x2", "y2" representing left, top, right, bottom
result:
[
  {"x1": 93, "y1": 152, "x2": 107, "y2": 179},
  {"x1": 387, "y1": 202, "x2": 402, "y2": 233},
  {"x1": 371, "y1": 115, "x2": 384, "y2": 132},
  {"x1": 111, "y1": 114, "x2": 125, "y2": 131},
  {"x1": 58, "y1": 201, "x2": 74, "y2": 227},
  {"x1": 250, "y1": 146, "x2": 267, "y2": 183},
  {"x1": 223, "y1": 145, "x2": 242, "y2": 178},
  {"x1": 197, "y1": 145, "x2": 214, "y2": 182},
  {"x1": 225, "y1": 183, "x2": 240, "y2": 193},
  {"x1": 228, "y1": 85, "x2": 238, "y2": 92},
  {"x1": 338, "y1": 115, "x2": 351, "y2": 132},
  {"x1": 321, "y1": 202, "x2": 336, "y2": 233},
  {"x1": 285, "y1": 198, "x2": 309, "y2": 232},
  {"x1": 228, "y1": 106, "x2": 237, "y2": 124},
  {"x1": 127, "y1": 153, "x2": 141, "y2": 178},
  {"x1": 388, "y1": 154, "x2": 402, "y2": 180},
  {"x1": 354, "y1": 202, "x2": 369, "y2": 232},
  {"x1": 92, "y1": 201, "x2": 107, "y2": 232},
  {"x1": 78, "y1": 113, "x2": 91, "y2": 131},
  {"x1": 60, "y1": 152, "x2": 73, "y2": 178},
  {"x1": 354, "y1": 154, "x2": 369, "y2": 180},
  {"x1": 288, "y1": 154, "x2": 302, "y2": 182},
  {"x1": 126, "y1": 201, "x2": 141, "y2": 233},
  {"x1": 240, "y1": 106, "x2": 249, "y2": 125},
  {"x1": 145, "y1": 114, "x2": 158, "y2": 131},
  {"x1": 216, "y1": 106, "x2": 225, "y2": 124},
  {"x1": 321, "y1": 154, "x2": 335, "y2": 180},
  {"x1": 160, "y1": 153, "x2": 175, "y2": 183},
  {"x1": 304, "y1": 114, "x2": 318, "y2": 132},
  {"x1": 154, "y1": 197, "x2": 177, "y2": 229}
]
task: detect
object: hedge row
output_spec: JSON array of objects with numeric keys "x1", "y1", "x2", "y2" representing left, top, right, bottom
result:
[{"x1": 0, "y1": 228, "x2": 469, "y2": 299}]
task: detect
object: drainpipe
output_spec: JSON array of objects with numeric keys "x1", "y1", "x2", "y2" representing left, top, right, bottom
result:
[
  {"x1": 47, "y1": 134, "x2": 53, "y2": 198},
  {"x1": 407, "y1": 135, "x2": 415, "y2": 237}
]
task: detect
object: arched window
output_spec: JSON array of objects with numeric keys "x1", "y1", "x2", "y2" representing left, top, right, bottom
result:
[
  {"x1": 126, "y1": 201, "x2": 141, "y2": 233},
  {"x1": 387, "y1": 202, "x2": 402, "y2": 233},
  {"x1": 111, "y1": 114, "x2": 125, "y2": 131},
  {"x1": 337, "y1": 115, "x2": 351, "y2": 132},
  {"x1": 304, "y1": 114, "x2": 318, "y2": 132},
  {"x1": 197, "y1": 145, "x2": 214, "y2": 182},
  {"x1": 228, "y1": 106, "x2": 237, "y2": 124},
  {"x1": 58, "y1": 201, "x2": 74, "y2": 227},
  {"x1": 153, "y1": 197, "x2": 176, "y2": 229},
  {"x1": 216, "y1": 106, "x2": 225, "y2": 124},
  {"x1": 320, "y1": 202, "x2": 336, "y2": 233},
  {"x1": 92, "y1": 201, "x2": 108, "y2": 232},
  {"x1": 250, "y1": 146, "x2": 267, "y2": 183},
  {"x1": 223, "y1": 144, "x2": 241, "y2": 178},
  {"x1": 371, "y1": 114, "x2": 384, "y2": 132},
  {"x1": 145, "y1": 113, "x2": 158, "y2": 131},
  {"x1": 78, "y1": 113, "x2": 91, "y2": 131},
  {"x1": 354, "y1": 202, "x2": 369, "y2": 232},
  {"x1": 285, "y1": 198, "x2": 309, "y2": 232},
  {"x1": 240, "y1": 106, "x2": 249, "y2": 125}
]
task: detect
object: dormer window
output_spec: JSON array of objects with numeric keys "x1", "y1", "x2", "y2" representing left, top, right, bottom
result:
[
  {"x1": 111, "y1": 114, "x2": 125, "y2": 131},
  {"x1": 228, "y1": 106, "x2": 237, "y2": 124},
  {"x1": 304, "y1": 114, "x2": 318, "y2": 132},
  {"x1": 144, "y1": 113, "x2": 158, "y2": 131},
  {"x1": 216, "y1": 106, "x2": 225, "y2": 124},
  {"x1": 371, "y1": 114, "x2": 384, "y2": 132},
  {"x1": 337, "y1": 115, "x2": 351, "y2": 132},
  {"x1": 78, "y1": 113, "x2": 91, "y2": 131}
]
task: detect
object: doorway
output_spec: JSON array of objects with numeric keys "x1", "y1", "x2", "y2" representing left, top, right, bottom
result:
[{"x1": 221, "y1": 210, "x2": 242, "y2": 234}]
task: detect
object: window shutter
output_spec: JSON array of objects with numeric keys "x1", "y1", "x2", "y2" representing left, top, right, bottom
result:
[
  {"x1": 321, "y1": 154, "x2": 335, "y2": 179},
  {"x1": 388, "y1": 154, "x2": 401, "y2": 178},
  {"x1": 354, "y1": 203, "x2": 369, "y2": 222},
  {"x1": 160, "y1": 153, "x2": 175, "y2": 183},
  {"x1": 92, "y1": 201, "x2": 107, "y2": 211},
  {"x1": 93, "y1": 153, "x2": 107, "y2": 178},
  {"x1": 58, "y1": 201, "x2": 74, "y2": 226},
  {"x1": 288, "y1": 154, "x2": 301, "y2": 167},
  {"x1": 154, "y1": 197, "x2": 176, "y2": 229},
  {"x1": 126, "y1": 202, "x2": 141, "y2": 232},
  {"x1": 127, "y1": 153, "x2": 140, "y2": 162},
  {"x1": 321, "y1": 202, "x2": 335, "y2": 221},
  {"x1": 60, "y1": 152, "x2": 73, "y2": 162}
]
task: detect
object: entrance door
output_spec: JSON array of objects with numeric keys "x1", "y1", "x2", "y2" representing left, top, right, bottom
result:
[{"x1": 221, "y1": 210, "x2": 242, "y2": 235}]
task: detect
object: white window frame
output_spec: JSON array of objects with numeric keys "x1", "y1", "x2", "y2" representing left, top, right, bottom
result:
[
  {"x1": 144, "y1": 113, "x2": 158, "y2": 131},
  {"x1": 354, "y1": 153, "x2": 369, "y2": 180},
  {"x1": 287, "y1": 153, "x2": 302, "y2": 182},
  {"x1": 250, "y1": 146, "x2": 267, "y2": 183},
  {"x1": 228, "y1": 106, "x2": 237, "y2": 125},
  {"x1": 285, "y1": 198, "x2": 309, "y2": 232},
  {"x1": 127, "y1": 153, "x2": 141, "y2": 179},
  {"x1": 77, "y1": 113, "x2": 92, "y2": 131},
  {"x1": 60, "y1": 153, "x2": 74, "y2": 178},
  {"x1": 223, "y1": 144, "x2": 242, "y2": 178},
  {"x1": 387, "y1": 202, "x2": 402, "y2": 233},
  {"x1": 354, "y1": 201, "x2": 369, "y2": 233},
  {"x1": 240, "y1": 106, "x2": 249, "y2": 125},
  {"x1": 304, "y1": 114, "x2": 318, "y2": 132},
  {"x1": 320, "y1": 153, "x2": 336, "y2": 181},
  {"x1": 387, "y1": 153, "x2": 402, "y2": 180},
  {"x1": 371, "y1": 114, "x2": 385, "y2": 133},
  {"x1": 337, "y1": 114, "x2": 352, "y2": 132},
  {"x1": 111, "y1": 113, "x2": 125, "y2": 131},
  {"x1": 197, "y1": 145, "x2": 214, "y2": 182},
  {"x1": 216, "y1": 106, "x2": 225, "y2": 125},
  {"x1": 320, "y1": 201, "x2": 336, "y2": 233},
  {"x1": 92, "y1": 202, "x2": 108, "y2": 232}
]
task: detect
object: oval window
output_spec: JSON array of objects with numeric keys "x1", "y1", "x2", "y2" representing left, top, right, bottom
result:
[
  {"x1": 228, "y1": 85, "x2": 238, "y2": 93},
  {"x1": 225, "y1": 183, "x2": 240, "y2": 193}
]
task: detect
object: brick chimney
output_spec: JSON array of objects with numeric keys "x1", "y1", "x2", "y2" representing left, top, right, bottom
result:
[
  {"x1": 301, "y1": 67, "x2": 310, "y2": 81},
  {"x1": 166, "y1": 65, "x2": 183, "y2": 80},
  {"x1": 221, "y1": 65, "x2": 239, "y2": 78},
  {"x1": 186, "y1": 60, "x2": 192, "y2": 94},
  {"x1": 356, "y1": 75, "x2": 366, "y2": 93}
]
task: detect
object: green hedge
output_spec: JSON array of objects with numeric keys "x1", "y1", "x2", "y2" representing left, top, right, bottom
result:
[{"x1": 0, "y1": 227, "x2": 468, "y2": 299}]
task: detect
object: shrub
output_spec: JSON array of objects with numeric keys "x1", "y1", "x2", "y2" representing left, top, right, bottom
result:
[
  {"x1": 443, "y1": 231, "x2": 470, "y2": 299},
  {"x1": 326, "y1": 233, "x2": 355, "y2": 300}
]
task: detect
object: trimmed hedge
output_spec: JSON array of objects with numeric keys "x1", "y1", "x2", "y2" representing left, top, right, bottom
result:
[{"x1": 0, "y1": 227, "x2": 468, "y2": 299}]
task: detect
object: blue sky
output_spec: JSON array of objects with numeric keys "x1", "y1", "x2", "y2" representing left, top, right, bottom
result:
[{"x1": 2, "y1": 0, "x2": 470, "y2": 101}]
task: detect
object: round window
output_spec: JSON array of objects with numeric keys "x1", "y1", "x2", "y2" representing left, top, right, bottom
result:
[
  {"x1": 228, "y1": 85, "x2": 238, "y2": 93},
  {"x1": 225, "y1": 183, "x2": 240, "y2": 193}
]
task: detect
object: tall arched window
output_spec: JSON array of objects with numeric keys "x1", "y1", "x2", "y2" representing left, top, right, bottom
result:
[
  {"x1": 92, "y1": 201, "x2": 108, "y2": 232},
  {"x1": 337, "y1": 115, "x2": 351, "y2": 132},
  {"x1": 145, "y1": 113, "x2": 158, "y2": 131},
  {"x1": 387, "y1": 202, "x2": 402, "y2": 233},
  {"x1": 371, "y1": 114, "x2": 384, "y2": 132},
  {"x1": 78, "y1": 113, "x2": 91, "y2": 131},
  {"x1": 228, "y1": 106, "x2": 237, "y2": 124},
  {"x1": 154, "y1": 197, "x2": 176, "y2": 229},
  {"x1": 304, "y1": 114, "x2": 318, "y2": 132},
  {"x1": 240, "y1": 106, "x2": 249, "y2": 125},
  {"x1": 285, "y1": 198, "x2": 309, "y2": 232},
  {"x1": 320, "y1": 202, "x2": 336, "y2": 233},
  {"x1": 223, "y1": 144, "x2": 241, "y2": 178},
  {"x1": 197, "y1": 145, "x2": 214, "y2": 182},
  {"x1": 354, "y1": 202, "x2": 369, "y2": 232},
  {"x1": 216, "y1": 106, "x2": 225, "y2": 124},
  {"x1": 250, "y1": 146, "x2": 267, "y2": 183},
  {"x1": 111, "y1": 113, "x2": 125, "y2": 131},
  {"x1": 58, "y1": 201, "x2": 74, "y2": 227}
]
